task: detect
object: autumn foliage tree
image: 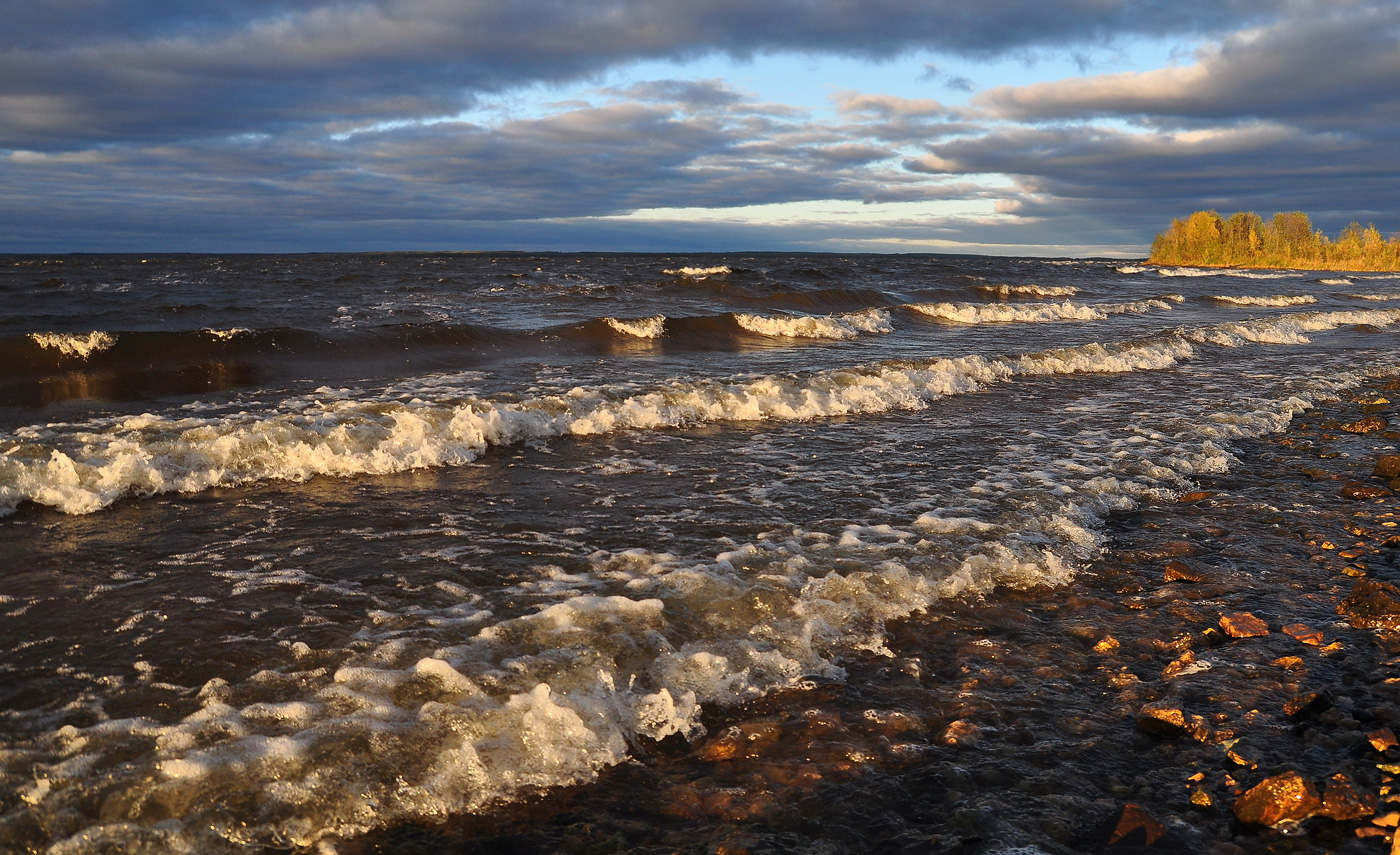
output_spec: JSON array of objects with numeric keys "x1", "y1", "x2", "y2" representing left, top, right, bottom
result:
[{"x1": 1149, "y1": 210, "x2": 1400, "y2": 270}]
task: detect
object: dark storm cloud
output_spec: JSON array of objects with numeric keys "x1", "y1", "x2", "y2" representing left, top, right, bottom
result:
[
  {"x1": 1, "y1": 0, "x2": 1285, "y2": 149},
  {"x1": 2, "y1": 0, "x2": 1394, "y2": 252}
]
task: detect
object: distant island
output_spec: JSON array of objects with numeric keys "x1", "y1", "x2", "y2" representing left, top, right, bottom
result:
[{"x1": 1149, "y1": 210, "x2": 1400, "y2": 270}]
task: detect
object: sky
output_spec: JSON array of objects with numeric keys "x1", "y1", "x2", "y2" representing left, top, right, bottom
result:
[{"x1": 2, "y1": 0, "x2": 1397, "y2": 255}]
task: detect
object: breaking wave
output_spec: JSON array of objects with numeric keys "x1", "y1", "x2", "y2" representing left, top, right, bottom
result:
[
  {"x1": 663, "y1": 266, "x2": 730, "y2": 278},
  {"x1": 972, "y1": 283, "x2": 1079, "y2": 298},
  {"x1": 4, "y1": 308, "x2": 1397, "y2": 520},
  {"x1": 733, "y1": 308, "x2": 893, "y2": 339},
  {"x1": 1205, "y1": 294, "x2": 1317, "y2": 307},
  {"x1": 906, "y1": 298, "x2": 1176, "y2": 324},
  {"x1": 26, "y1": 331, "x2": 117, "y2": 359},
  {"x1": 603, "y1": 315, "x2": 667, "y2": 339}
]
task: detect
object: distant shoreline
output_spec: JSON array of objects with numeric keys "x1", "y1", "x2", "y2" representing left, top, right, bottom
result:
[{"x1": 1150, "y1": 210, "x2": 1400, "y2": 271}]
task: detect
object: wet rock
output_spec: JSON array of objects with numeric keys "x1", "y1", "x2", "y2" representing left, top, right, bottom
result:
[
  {"x1": 1106, "y1": 803, "x2": 1168, "y2": 846},
  {"x1": 1162, "y1": 650, "x2": 1206, "y2": 679},
  {"x1": 1233, "y1": 771, "x2": 1322, "y2": 826},
  {"x1": 37, "y1": 277, "x2": 63, "y2": 288},
  {"x1": 1094, "y1": 635, "x2": 1120, "y2": 654},
  {"x1": 1284, "y1": 692, "x2": 1335, "y2": 719},
  {"x1": 1282, "y1": 623, "x2": 1324, "y2": 646},
  {"x1": 1370, "y1": 728, "x2": 1399, "y2": 751},
  {"x1": 1220, "y1": 612, "x2": 1269, "y2": 638},
  {"x1": 1343, "y1": 481, "x2": 1394, "y2": 499},
  {"x1": 1164, "y1": 559, "x2": 1208, "y2": 583},
  {"x1": 1179, "y1": 491, "x2": 1216, "y2": 504},
  {"x1": 941, "y1": 720, "x2": 981, "y2": 747},
  {"x1": 1272, "y1": 655, "x2": 1306, "y2": 671},
  {"x1": 1136, "y1": 703, "x2": 1209, "y2": 740},
  {"x1": 1376, "y1": 456, "x2": 1400, "y2": 479},
  {"x1": 1342, "y1": 415, "x2": 1389, "y2": 434},
  {"x1": 1320, "y1": 772, "x2": 1377, "y2": 820},
  {"x1": 1339, "y1": 578, "x2": 1400, "y2": 631},
  {"x1": 1190, "y1": 789, "x2": 1214, "y2": 807}
]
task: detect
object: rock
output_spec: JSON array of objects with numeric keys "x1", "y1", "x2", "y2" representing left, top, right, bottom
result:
[
  {"x1": 1376, "y1": 456, "x2": 1400, "y2": 479},
  {"x1": 1162, "y1": 650, "x2": 1205, "y2": 679},
  {"x1": 1190, "y1": 789, "x2": 1214, "y2": 807},
  {"x1": 1284, "y1": 692, "x2": 1334, "y2": 719},
  {"x1": 1321, "y1": 773, "x2": 1377, "y2": 820},
  {"x1": 1272, "y1": 655, "x2": 1305, "y2": 670},
  {"x1": 1179, "y1": 491, "x2": 1216, "y2": 504},
  {"x1": 1339, "y1": 578, "x2": 1400, "y2": 631},
  {"x1": 941, "y1": 720, "x2": 981, "y2": 747},
  {"x1": 1220, "y1": 612, "x2": 1269, "y2": 638},
  {"x1": 1106, "y1": 803, "x2": 1168, "y2": 846},
  {"x1": 1343, "y1": 481, "x2": 1394, "y2": 499},
  {"x1": 1370, "y1": 728, "x2": 1399, "y2": 752},
  {"x1": 1233, "y1": 771, "x2": 1322, "y2": 826},
  {"x1": 1136, "y1": 703, "x2": 1209, "y2": 740},
  {"x1": 1342, "y1": 415, "x2": 1388, "y2": 433},
  {"x1": 1282, "y1": 623, "x2": 1324, "y2": 646},
  {"x1": 1094, "y1": 635, "x2": 1120, "y2": 654},
  {"x1": 1164, "y1": 559, "x2": 1208, "y2": 583},
  {"x1": 37, "y1": 277, "x2": 63, "y2": 288}
]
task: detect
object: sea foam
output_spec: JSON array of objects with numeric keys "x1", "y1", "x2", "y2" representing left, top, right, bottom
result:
[
  {"x1": 906, "y1": 298, "x2": 1175, "y2": 324},
  {"x1": 733, "y1": 308, "x2": 893, "y2": 339},
  {"x1": 27, "y1": 331, "x2": 117, "y2": 359},
  {"x1": 1206, "y1": 294, "x2": 1317, "y2": 307},
  {"x1": 4, "y1": 308, "x2": 1396, "y2": 519}
]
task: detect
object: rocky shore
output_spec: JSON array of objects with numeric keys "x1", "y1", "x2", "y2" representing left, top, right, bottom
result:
[{"x1": 355, "y1": 376, "x2": 1400, "y2": 855}]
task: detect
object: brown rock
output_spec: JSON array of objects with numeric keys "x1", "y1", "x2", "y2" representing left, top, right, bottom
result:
[
  {"x1": 1272, "y1": 655, "x2": 1305, "y2": 670},
  {"x1": 1383, "y1": 535, "x2": 1400, "y2": 549},
  {"x1": 1233, "y1": 771, "x2": 1322, "y2": 826},
  {"x1": 1376, "y1": 455, "x2": 1400, "y2": 479},
  {"x1": 1136, "y1": 703, "x2": 1209, "y2": 740},
  {"x1": 1179, "y1": 491, "x2": 1216, "y2": 504},
  {"x1": 1107, "y1": 803, "x2": 1167, "y2": 846},
  {"x1": 1339, "y1": 578, "x2": 1400, "y2": 631},
  {"x1": 1284, "y1": 692, "x2": 1334, "y2": 719},
  {"x1": 1342, "y1": 415, "x2": 1388, "y2": 433},
  {"x1": 1320, "y1": 773, "x2": 1377, "y2": 820},
  {"x1": 941, "y1": 719, "x2": 981, "y2": 747},
  {"x1": 1164, "y1": 559, "x2": 1208, "y2": 583},
  {"x1": 1094, "y1": 635, "x2": 1120, "y2": 654},
  {"x1": 1343, "y1": 481, "x2": 1394, "y2": 499},
  {"x1": 1370, "y1": 727, "x2": 1399, "y2": 751},
  {"x1": 1282, "y1": 623, "x2": 1324, "y2": 646},
  {"x1": 1162, "y1": 650, "x2": 1200, "y2": 679},
  {"x1": 1220, "y1": 612, "x2": 1269, "y2": 638}
]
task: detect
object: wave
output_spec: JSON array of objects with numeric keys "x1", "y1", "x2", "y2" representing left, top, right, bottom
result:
[
  {"x1": 5, "y1": 319, "x2": 1387, "y2": 855},
  {"x1": 1319, "y1": 278, "x2": 1353, "y2": 286},
  {"x1": 972, "y1": 283, "x2": 1078, "y2": 298},
  {"x1": 663, "y1": 266, "x2": 730, "y2": 278},
  {"x1": 5, "y1": 307, "x2": 1397, "y2": 519},
  {"x1": 1348, "y1": 293, "x2": 1400, "y2": 301},
  {"x1": 27, "y1": 331, "x2": 117, "y2": 359},
  {"x1": 1116, "y1": 265, "x2": 1148, "y2": 274},
  {"x1": 733, "y1": 308, "x2": 892, "y2": 339},
  {"x1": 603, "y1": 315, "x2": 667, "y2": 339},
  {"x1": 905, "y1": 298, "x2": 1175, "y2": 324},
  {"x1": 1157, "y1": 268, "x2": 1295, "y2": 279},
  {"x1": 1205, "y1": 294, "x2": 1317, "y2": 307}
]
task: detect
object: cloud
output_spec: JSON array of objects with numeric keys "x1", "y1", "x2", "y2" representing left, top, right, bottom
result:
[{"x1": 1, "y1": 0, "x2": 1289, "y2": 150}]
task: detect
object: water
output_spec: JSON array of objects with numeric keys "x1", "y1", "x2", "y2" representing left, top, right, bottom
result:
[{"x1": 2, "y1": 253, "x2": 1399, "y2": 854}]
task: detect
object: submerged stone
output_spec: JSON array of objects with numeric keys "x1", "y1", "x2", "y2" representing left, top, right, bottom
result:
[
  {"x1": 1233, "y1": 771, "x2": 1322, "y2": 826},
  {"x1": 1320, "y1": 772, "x2": 1377, "y2": 821},
  {"x1": 1342, "y1": 415, "x2": 1388, "y2": 433},
  {"x1": 1220, "y1": 612, "x2": 1269, "y2": 638},
  {"x1": 1375, "y1": 455, "x2": 1400, "y2": 479},
  {"x1": 1339, "y1": 578, "x2": 1400, "y2": 631}
]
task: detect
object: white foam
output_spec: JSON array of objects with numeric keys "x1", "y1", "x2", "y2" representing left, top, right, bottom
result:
[
  {"x1": 3, "y1": 308, "x2": 1398, "y2": 521},
  {"x1": 1320, "y1": 278, "x2": 1353, "y2": 286},
  {"x1": 1348, "y1": 293, "x2": 1400, "y2": 301},
  {"x1": 663, "y1": 266, "x2": 730, "y2": 277},
  {"x1": 27, "y1": 331, "x2": 117, "y2": 359},
  {"x1": 1116, "y1": 265, "x2": 1147, "y2": 274},
  {"x1": 203, "y1": 328, "x2": 250, "y2": 341},
  {"x1": 973, "y1": 283, "x2": 1079, "y2": 298},
  {"x1": 733, "y1": 308, "x2": 893, "y2": 339},
  {"x1": 603, "y1": 315, "x2": 666, "y2": 339},
  {"x1": 906, "y1": 298, "x2": 1173, "y2": 324},
  {"x1": 1206, "y1": 294, "x2": 1316, "y2": 307}
]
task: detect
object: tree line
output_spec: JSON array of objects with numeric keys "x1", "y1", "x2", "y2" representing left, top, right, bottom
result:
[{"x1": 1149, "y1": 210, "x2": 1400, "y2": 270}]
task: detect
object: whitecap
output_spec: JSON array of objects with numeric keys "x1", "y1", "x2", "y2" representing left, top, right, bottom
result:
[{"x1": 27, "y1": 331, "x2": 117, "y2": 359}]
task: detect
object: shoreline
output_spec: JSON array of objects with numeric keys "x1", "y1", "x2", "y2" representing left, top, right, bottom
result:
[{"x1": 351, "y1": 375, "x2": 1400, "y2": 855}]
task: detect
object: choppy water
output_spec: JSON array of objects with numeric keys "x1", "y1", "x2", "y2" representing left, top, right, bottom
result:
[{"x1": 2, "y1": 253, "x2": 1399, "y2": 854}]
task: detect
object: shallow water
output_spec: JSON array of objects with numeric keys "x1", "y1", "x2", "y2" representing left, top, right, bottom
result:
[{"x1": 2, "y1": 253, "x2": 1399, "y2": 854}]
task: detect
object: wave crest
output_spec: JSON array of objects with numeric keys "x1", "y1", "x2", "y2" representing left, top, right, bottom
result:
[
  {"x1": 733, "y1": 308, "x2": 893, "y2": 339},
  {"x1": 27, "y1": 331, "x2": 117, "y2": 359},
  {"x1": 1206, "y1": 294, "x2": 1317, "y2": 307}
]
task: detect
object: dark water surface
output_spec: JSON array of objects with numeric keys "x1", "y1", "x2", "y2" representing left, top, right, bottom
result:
[{"x1": 2, "y1": 253, "x2": 1400, "y2": 854}]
